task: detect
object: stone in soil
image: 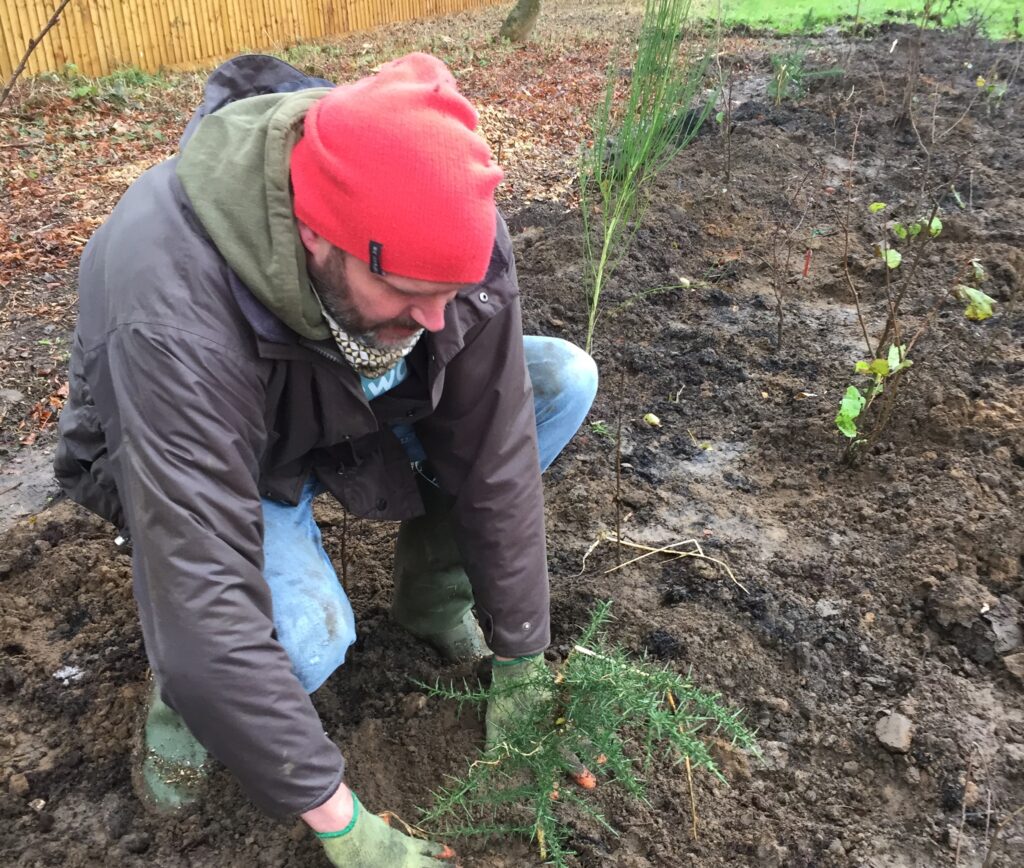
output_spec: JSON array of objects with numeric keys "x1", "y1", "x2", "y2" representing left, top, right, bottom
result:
[
  {"x1": 1003, "y1": 652, "x2": 1024, "y2": 685},
  {"x1": 875, "y1": 713, "x2": 914, "y2": 753},
  {"x1": 120, "y1": 831, "x2": 151, "y2": 854},
  {"x1": 8, "y1": 772, "x2": 30, "y2": 796}
]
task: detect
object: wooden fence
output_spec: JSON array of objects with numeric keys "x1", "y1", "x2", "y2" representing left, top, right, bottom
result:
[{"x1": 0, "y1": 0, "x2": 501, "y2": 79}]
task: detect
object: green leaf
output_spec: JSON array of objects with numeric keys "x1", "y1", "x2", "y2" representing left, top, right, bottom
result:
[
  {"x1": 857, "y1": 358, "x2": 890, "y2": 378},
  {"x1": 969, "y1": 259, "x2": 986, "y2": 283},
  {"x1": 955, "y1": 285, "x2": 996, "y2": 321},
  {"x1": 885, "y1": 248, "x2": 902, "y2": 269},
  {"x1": 951, "y1": 188, "x2": 966, "y2": 210},
  {"x1": 835, "y1": 386, "x2": 866, "y2": 439},
  {"x1": 908, "y1": 222, "x2": 922, "y2": 237},
  {"x1": 868, "y1": 202, "x2": 887, "y2": 213},
  {"x1": 886, "y1": 344, "x2": 912, "y2": 373},
  {"x1": 929, "y1": 216, "x2": 943, "y2": 237},
  {"x1": 891, "y1": 222, "x2": 908, "y2": 240},
  {"x1": 715, "y1": 110, "x2": 725, "y2": 124}
]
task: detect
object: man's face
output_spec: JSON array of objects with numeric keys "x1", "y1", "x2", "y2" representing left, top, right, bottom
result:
[{"x1": 307, "y1": 244, "x2": 473, "y2": 350}]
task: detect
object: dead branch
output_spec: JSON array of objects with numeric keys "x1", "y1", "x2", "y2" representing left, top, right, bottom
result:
[
  {"x1": 840, "y1": 114, "x2": 877, "y2": 358},
  {"x1": 765, "y1": 164, "x2": 819, "y2": 349},
  {"x1": 578, "y1": 531, "x2": 747, "y2": 593},
  {"x1": 895, "y1": 19, "x2": 923, "y2": 130},
  {"x1": 955, "y1": 751, "x2": 974, "y2": 866},
  {"x1": 0, "y1": 0, "x2": 74, "y2": 112},
  {"x1": 982, "y1": 804, "x2": 1024, "y2": 868},
  {"x1": 685, "y1": 755, "x2": 699, "y2": 841}
]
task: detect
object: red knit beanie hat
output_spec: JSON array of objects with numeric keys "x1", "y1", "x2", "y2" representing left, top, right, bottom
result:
[{"x1": 290, "y1": 53, "x2": 503, "y2": 284}]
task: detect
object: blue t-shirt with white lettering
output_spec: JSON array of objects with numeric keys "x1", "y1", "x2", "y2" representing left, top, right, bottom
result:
[{"x1": 360, "y1": 358, "x2": 409, "y2": 401}]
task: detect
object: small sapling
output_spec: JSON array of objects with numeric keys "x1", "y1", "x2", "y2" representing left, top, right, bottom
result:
[
  {"x1": 835, "y1": 200, "x2": 997, "y2": 460},
  {"x1": 419, "y1": 602, "x2": 758, "y2": 866}
]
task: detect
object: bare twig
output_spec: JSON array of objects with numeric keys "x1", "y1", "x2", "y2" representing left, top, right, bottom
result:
[
  {"x1": 714, "y1": 1, "x2": 733, "y2": 187},
  {"x1": 766, "y1": 165, "x2": 818, "y2": 349},
  {"x1": 377, "y1": 809, "x2": 430, "y2": 839},
  {"x1": 722, "y1": 69, "x2": 733, "y2": 187},
  {"x1": 840, "y1": 115, "x2": 876, "y2": 357},
  {"x1": 938, "y1": 90, "x2": 983, "y2": 140},
  {"x1": 340, "y1": 509, "x2": 349, "y2": 591},
  {"x1": 0, "y1": 0, "x2": 74, "y2": 112},
  {"x1": 614, "y1": 360, "x2": 626, "y2": 563},
  {"x1": 685, "y1": 755, "x2": 699, "y2": 841},
  {"x1": 842, "y1": 0, "x2": 863, "y2": 72},
  {"x1": 871, "y1": 60, "x2": 889, "y2": 106},
  {"x1": 955, "y1": 752, "x2": 974, "y2": 866},
  {"x1": 895, "y1": 14, "x2": 924, "y2": 129},
  {"x1": 879, "y1": 232, "x2": 902, "y2": 348},
  {"x1": 982, "y1": 804, "x2": 1024, "y2": 868},
  {"x1": 578, "y1": 531, "x2": 747, "y2": 593},
  {"x1": 1007, "y1": 41, "x2": 1023, "y2": 90}
]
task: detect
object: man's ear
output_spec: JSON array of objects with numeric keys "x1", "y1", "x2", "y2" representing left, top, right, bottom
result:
[{"x1": 296, "y1": 219, "x2": 325, "y2": 257}]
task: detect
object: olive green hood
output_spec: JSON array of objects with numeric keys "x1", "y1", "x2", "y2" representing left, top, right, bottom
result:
[{"x1": 176, "y1": 89, "x2": 331, "y2": 341}]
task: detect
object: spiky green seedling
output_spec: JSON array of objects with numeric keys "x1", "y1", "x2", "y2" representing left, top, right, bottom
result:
[{"x1": 417, "y1": 602, "x2": 759, "y2": 866}]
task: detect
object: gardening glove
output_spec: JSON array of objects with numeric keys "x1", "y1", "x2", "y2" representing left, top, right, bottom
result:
[
  {"x1": 318, "y1": 793, "x2": 457, "y2": 867},
  {"x1": 485, "y1": 655, "x2": 596, "y2": 789}
]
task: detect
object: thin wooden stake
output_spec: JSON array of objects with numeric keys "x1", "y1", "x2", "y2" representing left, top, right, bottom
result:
[
  {"x1": 340, "y1": 508, "x2": 349, "y2": 591},
  {"x1": 956, "y1": 752, "x2": 974, "y2": 866},
  {"x1": 614, "y1": 354, "x2": 626, "y2": 564},
  {"x1": 983, "y1": 804, "x2": 1024, "y2": 868},
  {"x1": 685, "y1": 756, "x2": 699, "y2": 841}
]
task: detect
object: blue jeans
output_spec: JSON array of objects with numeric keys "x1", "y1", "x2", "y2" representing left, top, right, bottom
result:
[{"x1": 262, "y1": 336, "x2": 597, "y2": 692}]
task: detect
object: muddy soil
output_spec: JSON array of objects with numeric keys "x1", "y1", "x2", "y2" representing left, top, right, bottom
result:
[{"x1": 2, "y1": 12, "x2": 1023, "y2": 868}]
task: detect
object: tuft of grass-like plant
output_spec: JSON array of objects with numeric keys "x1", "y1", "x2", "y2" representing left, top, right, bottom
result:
[
  {"x1": 580, "y1": 0, "x2": 715, "y2": 354},
  {"x1": 767, "y1": 10, "x2": 843, "y2": 105},
  {"x1": 54, "y1": 63, "x2": 171, "y2": 103},
  {"x1": 419, "y1": 601, "x2": 759, "y2": 866}
]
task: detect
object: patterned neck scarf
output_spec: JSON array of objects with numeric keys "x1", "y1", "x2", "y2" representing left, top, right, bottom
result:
[{"x1": 313, "y1": 286, "x2": 423, "y2": 379}]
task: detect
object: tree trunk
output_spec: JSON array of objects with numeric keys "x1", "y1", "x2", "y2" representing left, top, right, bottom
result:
[{"x1": 499, "y1": 0, "x2": 541, "y2": 43}]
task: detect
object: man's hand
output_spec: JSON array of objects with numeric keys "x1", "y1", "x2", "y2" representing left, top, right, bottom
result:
[
  {"x1": 306, "y1": 784, "x2": 457, "y2": 867},
  {"x1": 485, "y1": 655, "x2": 596, "y2": 789}
]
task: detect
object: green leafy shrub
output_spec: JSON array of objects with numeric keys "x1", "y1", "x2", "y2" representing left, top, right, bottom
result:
[{"x1": 834, "y1": 202, "x2": 996, "y2": 459}]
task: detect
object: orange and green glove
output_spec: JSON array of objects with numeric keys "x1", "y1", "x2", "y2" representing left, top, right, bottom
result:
[{"x1": 318, "y1": 793, "x2": 457, "y2": 867}]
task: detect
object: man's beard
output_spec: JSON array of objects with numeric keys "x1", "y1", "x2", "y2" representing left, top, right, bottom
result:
[{"x1": 308, "y1": 247, "x2": 421, "y2": 350}]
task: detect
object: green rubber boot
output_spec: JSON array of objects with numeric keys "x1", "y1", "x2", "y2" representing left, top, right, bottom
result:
[
  {"x1": 131, "y1": 682, "x2": 211, "y2": 815},
  {"x1": 392, "y1": 477, "x2": 490, "y2": 663}
]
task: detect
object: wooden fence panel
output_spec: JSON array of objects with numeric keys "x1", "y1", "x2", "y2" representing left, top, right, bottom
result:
[{"x1": 0, "y1": 0, "x2": 501, "y2": 79}]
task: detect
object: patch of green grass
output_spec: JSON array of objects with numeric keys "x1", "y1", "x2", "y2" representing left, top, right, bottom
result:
[
  {"x1": 42, "y1": 63, "x2": 174, "y2": 103},
  {"x1": 695, "y1": 0, "x2": 1022, "y2": 38}
]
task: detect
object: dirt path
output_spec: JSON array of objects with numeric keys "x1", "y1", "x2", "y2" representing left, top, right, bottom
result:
[{"x1": 1, "y1": 4, "x2": 1022, "y2": 866}]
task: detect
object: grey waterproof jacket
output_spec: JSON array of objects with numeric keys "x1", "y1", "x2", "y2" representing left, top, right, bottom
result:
[{"x1": 53, "y1": 55, "x2": 549, "y2": 817}]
